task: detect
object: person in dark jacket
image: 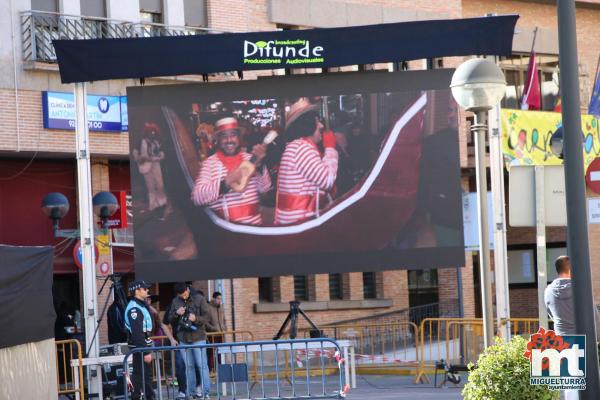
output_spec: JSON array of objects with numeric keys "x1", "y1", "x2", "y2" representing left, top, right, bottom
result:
[
  {"x1": 206, "y1": 292, "x2": 227, "y2": 372},
  {"x1": 54, "y1": 301, "x2": 73, "y2": 341},
  {"x1": 108, "y1": 300, "x2": 128, "y2": 344},
  {"x1": 124, "y1": 280, "x2": 155, "y2": 400},
  {"x1": 207, "y1": 292, "x2": 227, "y2": 333},
  {"x1": 169, "y1": 283, "x2": 212, "y2": 399}
]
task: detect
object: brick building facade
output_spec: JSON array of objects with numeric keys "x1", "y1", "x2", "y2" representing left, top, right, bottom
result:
[{"x1": 1, "y1": 0, "x2": 600, "y2": 343}]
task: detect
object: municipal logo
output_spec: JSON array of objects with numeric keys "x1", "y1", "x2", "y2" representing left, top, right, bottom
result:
[{"x1": 524, "y1": 327, "x2": 586, "y2": 390}]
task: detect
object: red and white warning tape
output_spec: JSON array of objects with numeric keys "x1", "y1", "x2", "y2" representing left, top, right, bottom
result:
[
  {"x1": 295, "y1": 348, "x2": 415, "y2": 365},
  {"x1": 353, "y1": 354, "x2": 414, "y2": 364}
]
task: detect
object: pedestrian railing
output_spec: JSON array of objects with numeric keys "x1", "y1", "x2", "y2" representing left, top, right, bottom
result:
[
  {"x1": 123, "y1": 338, "x2": 349, "y2": 399},
  {"x1": 20, "y1": 10, "x2": 216, "y2": 63},
  {"x1": 55, "y1": 339, "x2": 85, "y2": 399}
]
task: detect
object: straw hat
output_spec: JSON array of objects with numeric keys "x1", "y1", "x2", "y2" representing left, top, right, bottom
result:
[{"x1": 285, "y1": 98, "x2": 319, "y2": 131}]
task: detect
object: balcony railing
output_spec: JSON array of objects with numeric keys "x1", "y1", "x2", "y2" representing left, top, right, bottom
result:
[{"x1": 21, "y1": 11, "x2": 216, "y2": 63}]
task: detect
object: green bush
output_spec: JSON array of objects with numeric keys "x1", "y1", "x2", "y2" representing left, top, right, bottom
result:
[{"x1": 462, "y1": 336, "x2": 559, "y2": 400}]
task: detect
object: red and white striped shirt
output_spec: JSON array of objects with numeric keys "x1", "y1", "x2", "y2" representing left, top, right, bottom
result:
[
  {"x1": 275, "y1": 138, "x2": 338, "y2": 225},
  {"x1": 191, "y1": 152, "x2": 271, "y2": 225}
]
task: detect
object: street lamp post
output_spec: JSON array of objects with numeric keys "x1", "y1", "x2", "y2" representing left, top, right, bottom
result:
[
  {"x1": 450, "y1": 58, "x2": 507, "y2": 348},
  {"x1": 555, "y1": 1, "x2": 600, "y2": 397},
  {"x1": 41, "y1": 190, "x2": 119, "y2": 398}
]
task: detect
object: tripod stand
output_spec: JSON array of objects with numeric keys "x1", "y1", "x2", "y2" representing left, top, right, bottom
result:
[
  {"x1": 273, "y1": 301, "x2": 323, "y2": 340},
  {"x1": 85, "y1": 274, "x2": 128, "y2": 357}
]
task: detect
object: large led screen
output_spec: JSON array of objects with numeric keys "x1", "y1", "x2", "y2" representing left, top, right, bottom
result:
[{"x1": 127, "y1": 70, "x2": 465, "y2": 282}]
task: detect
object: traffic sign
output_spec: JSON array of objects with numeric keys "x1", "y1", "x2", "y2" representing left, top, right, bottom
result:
[
  {"x1": 99, "y1": 262, "x2": 110, "y2": 275},
  {"x1": 509, "y1": 165, "x2": 566, "y2": 227},
  {"x1": 73, "y1": 240, "x2": 100, "y2": 269},
  {"x1": 586, "y1": 157, "x2": 600, "y2": 195}
]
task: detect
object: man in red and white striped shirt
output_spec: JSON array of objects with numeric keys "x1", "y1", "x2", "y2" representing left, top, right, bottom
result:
[
  {"x1": 275, "y1": 104, "x2": 338, "y2": 225},
  {"x1": 191, "y1": 117, "x2": 271, "y2": 225}
]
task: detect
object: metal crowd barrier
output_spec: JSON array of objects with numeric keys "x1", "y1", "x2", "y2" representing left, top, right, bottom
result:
[
  {"x1": 416, "y1": 317, "x2": 482, "y2": 384},
  {"x1": 208, "y1": 330, "x2": 259, "y2": 385},
  {"x1": 55, "y1": 339, "x2": 85, "y2": 399},
  {"x1": 498, "y1": 318, "x2": 545, "y2": 337},
  {"x1": 445, "y1": 320, "x2": 484, "y2": 367},
  {"x1": 58, "y1": 318, "x2": 547, "y2": 397},
  {"x1": 302, "y1": 322, "x2": 420, "y2": 375},
  {"x1": 149, "y1": 330, "x2": 260, "y2": 393},
  {"x1": 416, "y1": 317, "x2": 551, "y2": 384},
  {"x1": 123, "y1": 338, "x2": 348, "y2": 400}
]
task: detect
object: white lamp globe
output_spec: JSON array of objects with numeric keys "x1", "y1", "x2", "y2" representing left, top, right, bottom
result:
[{"x1": 450, "y1": 58, "x2": 507, "y2": 112}]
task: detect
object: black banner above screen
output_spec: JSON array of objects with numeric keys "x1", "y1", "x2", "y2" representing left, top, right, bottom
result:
[{"x1": 54, "y1": 15, "x2": 517, "y2": 83}]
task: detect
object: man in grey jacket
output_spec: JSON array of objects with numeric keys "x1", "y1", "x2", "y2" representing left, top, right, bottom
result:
[
  {"x1": 545, "y1": 255, "x2": 576, "y2": 335},
  {"x1": 545, "y1": 255, "x2": 600, "y2": 400},
  {"x1": 545, "y1": 255, "x2": 600, "y2": 335},
  {"x1": 169, "y1": 283, "x2": 212, "y2": 399}
]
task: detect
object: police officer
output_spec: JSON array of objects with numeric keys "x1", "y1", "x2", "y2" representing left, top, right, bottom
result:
[{"x1": 125, "y1": 280, "x2": 155, "y2": 400}]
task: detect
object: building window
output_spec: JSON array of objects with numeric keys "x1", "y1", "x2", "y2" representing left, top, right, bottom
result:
[
  {"x1": 499, "y1": 54, "x2": 560, "y2": 111},
  {"x1": 32, "y1": 0, "x2": 58, "y2": 12},
  {"x1": 329, "y1": 273, "x2": 343, "y2": 300},
  {"x1": 140, "y1": 0, "x2": 162, "y2": 15},
  {"x1": 408, "y1": 269, "x2": 439, "y2": 307},
  {"x1": 507, "y1": 245, "x2": 567, "y2": 286},
  {"x1": 293, "y1": 275, "x2": 308, "y2": 301},
  {"x1": 139, "y1": 11, "x2": 163, "y2": 37},
  {"x1": 184, "y1": 0, "x2": 207, "y2": 27},
  {"x1": 140, "y1": 11, "x2": 162, "y2": 24},
  {"x1": 507, "y1": 248, "x2": 536, "y2": 285},
  {"x1": 80, "y1": 0, "x2": 106, "y2": 17},
  {"x1": 363, "y1": 272, "x2": 377, "y2": 299},
  {"x1": 79, "y1": 0, "x2": 107, "y2": 40},
  {"x1": 258, "y1": 277, "x2": 273, "y2": 302},
  {"x1": 140, "y1": 0, "x2": 163, "y2": 37}
]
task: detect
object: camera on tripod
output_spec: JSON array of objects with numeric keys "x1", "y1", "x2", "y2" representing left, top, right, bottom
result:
[{"x1": 178, "y1": 306, "x2": 198, "y2": 332}]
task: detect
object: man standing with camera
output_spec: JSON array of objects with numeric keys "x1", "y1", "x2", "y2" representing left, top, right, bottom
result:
[
  {"x1": 162, "y1": 300, "x2": 188, "y2": 399},
  {"x1": 124, "y1": 280, "x2": 155, "y2": 400},
  {"x1": 169, "y1": 283, "x2": 212, "y2": 399}
]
